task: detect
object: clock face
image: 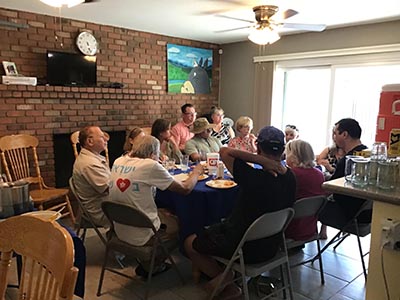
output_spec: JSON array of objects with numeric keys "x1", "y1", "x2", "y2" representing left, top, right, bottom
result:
[{"x1": 76, "y1": 31, "x2": 98, "y2": 56}]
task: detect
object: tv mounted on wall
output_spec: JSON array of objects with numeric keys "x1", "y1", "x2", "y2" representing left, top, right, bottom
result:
[{"x1": 46, "y1": 51, "x2": 97, "y2": 86}]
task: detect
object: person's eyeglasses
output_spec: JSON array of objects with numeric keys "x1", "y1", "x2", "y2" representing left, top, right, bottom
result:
[{"x1": 184, "y1": 112, "x2": 197, "y2": 116}]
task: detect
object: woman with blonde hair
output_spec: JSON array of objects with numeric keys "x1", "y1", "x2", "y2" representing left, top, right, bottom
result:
[
  {"x1": 209, "y1": 106, "x2": 235, "y2": 145},
  {"x1": 228, "y1": 116, "x2": 257, "y2": 153},
  {"x1": 284, "y1": 139, "x2": 326, "y2": 241}
]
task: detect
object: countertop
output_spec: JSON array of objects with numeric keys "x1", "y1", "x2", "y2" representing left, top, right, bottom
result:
[{"x1": 322, "y1": 177, "x2": 400, "y2": 206}]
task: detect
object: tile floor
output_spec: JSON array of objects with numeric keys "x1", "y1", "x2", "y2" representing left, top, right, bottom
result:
[{"x1": 6, "y1": 226, "x2": 369, "y2": 300}]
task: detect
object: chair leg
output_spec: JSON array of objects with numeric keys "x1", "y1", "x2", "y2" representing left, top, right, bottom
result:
[
  {"x1": 355, "y1": 225, "x2": 368, "y2": 281},
  {"x1": 285, "y1": 261, "x2": 294, "y2": 300},
  {"x1": 64, "y1": 195, "x2": 76, "y2": 224},
  {"x1": 316, "y1": 239, "x2": 325, "y2": 285},
  {"x1": 97, "y1": 247, "x2": 110, "y2": 296},
  {"x1": 239, "y1": 256, "x2": 249, "y2": 300},
  {"x1": 310, "y1": 230, "x2": 343, "y2": 263},
  {"x1": 208, "y1": 262, "x2": 234, "y2": 300},
  {"x1": 144, "y1": 249, "x2": 157, "y2": 300},
  {"x1": 159, "y1": 243, "x2": 185, "y2": 285},
  {"x1": 333, "y1": 233, "x2": 350, "y2": 250}
]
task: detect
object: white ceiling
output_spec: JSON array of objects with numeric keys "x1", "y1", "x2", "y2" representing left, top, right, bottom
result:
[{"x1": 1, "y1": 0, "x2": 400, "y2": 44}]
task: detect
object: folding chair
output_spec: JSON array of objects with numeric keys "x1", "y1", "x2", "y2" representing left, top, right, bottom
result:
[
  {"x1": 97, "y1": 200, "x2": 184, "y2": 300},
  {"x1": 0, "y1": 214, "x2": 78, "y2": 300},
  {"x1": 0, "y1": 134, "x2": 75, "y2": 224},
  {"x1": 208, "y1": 208, "x2": 295, "y2": 300},
  {"x1": 314, "y1": 199, "x2": 372, "y2": 281},
  {"x1": 69, "y1": 177, "x2": 107, "y2": 245},
  {"x1": 286, "y1": 195, "x2": 327, "y2": 284}
]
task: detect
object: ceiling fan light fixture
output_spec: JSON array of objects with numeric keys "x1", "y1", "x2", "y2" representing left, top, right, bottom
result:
[
  {"x1": 248, "y1": 26, "x2": 280, "y2": 45},
  {"x1": 40, "y1": 0, "x2": 84, "y2": 8}
]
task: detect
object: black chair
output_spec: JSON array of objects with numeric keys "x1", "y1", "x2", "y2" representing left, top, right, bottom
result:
[
  {"x1": 208, "y1": 208, "x2": 295, "y2": 300},
  {"x1": 97, "y1": 200, "x2": 184, "y2": 300},
  {"x1": 286, "y1": 195, "x2": 327, "y2": 284},
  {"x1": 314, "y1": 199, "x2": 373, "y2": 281},
  {"x1": 69, "y1": 177, "x2": 107, "y2": 245}
]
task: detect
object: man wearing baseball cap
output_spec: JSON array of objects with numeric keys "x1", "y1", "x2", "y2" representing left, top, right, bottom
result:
[
  {"x1": 185, "y1": 117, "x2": 223, "y2": 162},
  {"x1": 185, "y1": 125, "x2": 296, "y2": 299}
]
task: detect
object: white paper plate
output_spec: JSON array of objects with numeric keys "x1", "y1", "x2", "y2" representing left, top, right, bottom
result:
[
  {"x1": 22, "y1": 211, "x2": 61, "y2": 221},
  {"x1": 173, "y1": 173, "x2": 209, "y2": 182},
  {"x1": 205, "y1": 179, "x2": 237, "y2": 189}
]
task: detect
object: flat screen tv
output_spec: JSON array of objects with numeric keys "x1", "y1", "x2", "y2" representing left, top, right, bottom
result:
[{"x1": 46, "y1": 51, "x2": 97, "y2": 86}]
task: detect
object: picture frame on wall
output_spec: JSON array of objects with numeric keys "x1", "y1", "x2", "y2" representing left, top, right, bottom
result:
[
  {"x1": 167, "y1": 44, "x2": 213, "y2": 94},
  {"x1": 2, "y1": 61, "x2": 19, "y2": 76}
]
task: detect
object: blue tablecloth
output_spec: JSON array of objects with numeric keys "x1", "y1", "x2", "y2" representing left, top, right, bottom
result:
[{"x1": 155, "y1": 173, "x2": 239, "y2": 242}]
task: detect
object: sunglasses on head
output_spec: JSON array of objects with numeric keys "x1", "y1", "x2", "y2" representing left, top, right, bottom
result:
[{"x1": 286, "y1": 125, "x2": 297, "y2": 130}]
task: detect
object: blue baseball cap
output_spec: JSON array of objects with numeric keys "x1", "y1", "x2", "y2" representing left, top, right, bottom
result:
[{"x1": 257, "y1": 126, "x2": 285, "y2": 152}]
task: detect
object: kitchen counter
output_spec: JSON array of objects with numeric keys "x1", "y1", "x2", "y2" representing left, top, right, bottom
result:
[
  {"x1": 322, "y1": 177, "x2": 400, "y2": 205},
  {"x1": 322, "y1": 177, "x2": 400, "y2": 300}
]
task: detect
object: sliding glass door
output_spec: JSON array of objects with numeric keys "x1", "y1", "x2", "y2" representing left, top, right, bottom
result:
[{"x1": 272, "y1": 62, "x2": 400, "y2": 154}]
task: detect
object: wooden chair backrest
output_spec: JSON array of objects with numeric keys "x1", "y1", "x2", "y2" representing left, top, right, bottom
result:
[
  {"x1": 142, "y1": 127, "x2": 152, "y2": 135},
  {"x1": 70, "y1": 130, "x2": 110, "y2": 164},
  {"x1": 0, "y1": 134, "x2": 42, "y2": 186},
  {"x1": 0, "y1": 215, "x2": 78, "y2": 300}
]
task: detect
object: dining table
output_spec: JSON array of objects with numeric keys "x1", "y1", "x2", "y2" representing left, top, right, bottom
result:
[{"x1": 155, "y1": 168, "x2": 239, "y2": 246}]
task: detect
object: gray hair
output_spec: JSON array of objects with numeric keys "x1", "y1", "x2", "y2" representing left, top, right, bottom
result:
[
  {"x1": 130, "y1": 135, "x2": 160, "y2": 159},
  {"x1": 285, "y1": 139, "x2": 315, "y2": 168}
]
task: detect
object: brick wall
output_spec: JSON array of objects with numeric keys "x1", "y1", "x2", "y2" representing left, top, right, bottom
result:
[{"x1": 0, "y1": 8, "x2": 220, "y2": 186}]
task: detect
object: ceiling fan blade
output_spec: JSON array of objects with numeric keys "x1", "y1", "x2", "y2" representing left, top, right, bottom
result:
[
  {"x1": 215, "y1": 25, "x2": 252, "y2": 33},
  {"x1": 83, "y1": 0, "x2": 100, "y2": 3},
  {"x1": 282, "y1": 23, "x2": 326, "y2": 32},
  {"x1": 279, "y1": 9, "x2": 298, "y2": 20},
  {"x1": 215, "y1": 14, "x2": 254, "y2": 24}
]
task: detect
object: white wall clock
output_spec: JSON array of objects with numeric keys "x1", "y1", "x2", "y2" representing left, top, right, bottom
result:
[{"x1": 76, "y1": 31, "x2": 98, "y2": 56}]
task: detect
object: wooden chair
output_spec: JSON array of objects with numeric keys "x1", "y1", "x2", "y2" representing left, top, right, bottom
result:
[
  {"x1": 0, "y1": 214, "x2": 79, "y2": 300},
  {"x1": 142, "y1": 127, "x2": 152, "y2": 135},
  {"x1": 70, "y1": 130, "x2": 110, "y2": 165},
  {"x1": 0, "y1": 134, "x2": 75, "y2": 224}
]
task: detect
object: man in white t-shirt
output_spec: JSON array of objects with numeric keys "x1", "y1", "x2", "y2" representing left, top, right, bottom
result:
[{"x1": 110, "y1": 135, "x2": 203, "y2": 274}]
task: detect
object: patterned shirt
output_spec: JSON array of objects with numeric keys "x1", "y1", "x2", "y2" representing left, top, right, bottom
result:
[
  {"x1": 228, "y1": 136, "x2": 257, "y2": 153},
  {"x1": 211, "y1": 124, "x2": 232, "y2": 145}
]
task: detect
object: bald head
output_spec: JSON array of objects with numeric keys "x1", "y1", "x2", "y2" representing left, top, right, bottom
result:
[{"x1": 79, "y1": 126, "x2": 108, "y2": 154}]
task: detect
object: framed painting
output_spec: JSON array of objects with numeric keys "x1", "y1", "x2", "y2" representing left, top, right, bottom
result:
[{"x1": 167, "y1": 44, "x2": 213, "y2": 94}]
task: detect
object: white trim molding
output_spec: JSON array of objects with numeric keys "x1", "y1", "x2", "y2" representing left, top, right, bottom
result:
[{"x1": 253, "y1": 43, "x2": 400, "y2": 63}]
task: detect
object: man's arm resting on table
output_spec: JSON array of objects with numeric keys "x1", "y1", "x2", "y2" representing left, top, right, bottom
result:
[{"x1": 167, "y1": 164, "x2": 203, "y2": 195}]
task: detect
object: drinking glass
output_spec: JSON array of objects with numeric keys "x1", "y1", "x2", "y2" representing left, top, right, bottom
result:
[
  {"x1": 344, "y1": 155, "x2": 362, "y2": 182},
  {"x1": 166, "y1": 158, "x2": 176, "y2": 175},
  {"x1": 351, "y1": 157, "x2": 369, "y2": 187},
  {"x1": 377, "y1": 159, "x2": 398, "y2": 190},
  {"x1": 181, "y1": 155, "x2": 189, "y2": 173},
  {"x1": 371, "y1": 142, "x2": 387, "y2": 160}
]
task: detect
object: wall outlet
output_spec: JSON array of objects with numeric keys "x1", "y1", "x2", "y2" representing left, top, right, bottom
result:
[{"x1": 381, "y1": 218, "x2": 400, "y2": 251}]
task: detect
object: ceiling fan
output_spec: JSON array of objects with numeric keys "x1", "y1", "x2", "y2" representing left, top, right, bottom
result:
[
  {"x1": 215, "y1": 4, "x2": 326, "y2": 45},
  {"x1": 39, "y1": 0, "x2": 99, "y2": 8}
]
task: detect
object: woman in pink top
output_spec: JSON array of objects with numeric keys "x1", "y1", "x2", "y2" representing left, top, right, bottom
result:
[
  {"x1": 228, "y1": 116, "x2": 257, "y2": 153},
  {"x1": 284, "y1": 139, "x2": 326, "y2": 241}
]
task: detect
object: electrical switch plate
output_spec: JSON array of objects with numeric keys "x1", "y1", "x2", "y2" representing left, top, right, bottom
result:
[{"x1": 381, "y1": 218, "x2": 400, "y2": 251}]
